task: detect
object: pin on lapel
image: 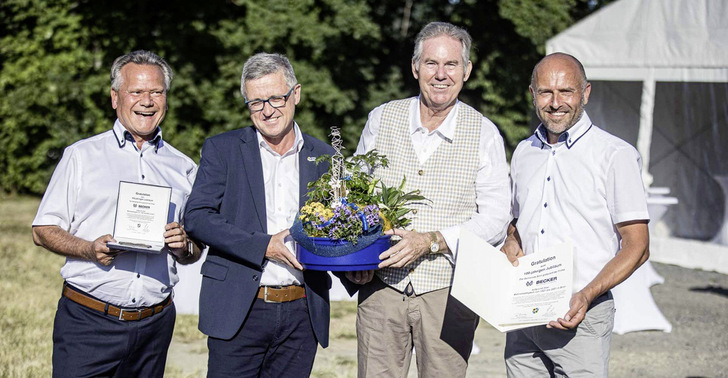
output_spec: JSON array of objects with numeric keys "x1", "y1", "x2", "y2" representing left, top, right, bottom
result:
[{"x1": 307, "y1": 157, "x2": 316, "y2": 162}]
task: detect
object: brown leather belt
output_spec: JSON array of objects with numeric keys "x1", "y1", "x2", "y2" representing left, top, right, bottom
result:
[
  {"x1": 256, "y1": 285, "x2": 306, "y2": 303},
  {"x1": 62, "y1": 284, "x2": 172, "y2": 321}
]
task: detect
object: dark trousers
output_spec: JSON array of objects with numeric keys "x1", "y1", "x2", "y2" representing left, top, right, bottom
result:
[
  {"x1": 52, "y1": 294, "x2": 176, "y2": 378},
  {"x1": 207, "y1": 297, "x2": 318, "y2": 378}
]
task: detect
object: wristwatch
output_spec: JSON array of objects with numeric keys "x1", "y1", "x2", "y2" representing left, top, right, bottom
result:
[{"x1": 428, "y1": 232, "x2": 440, "y2": 253}]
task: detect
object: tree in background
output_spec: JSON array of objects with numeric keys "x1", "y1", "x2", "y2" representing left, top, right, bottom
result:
[{"x1": 0, "y1": 0, "x2": 608, "y2": 195}]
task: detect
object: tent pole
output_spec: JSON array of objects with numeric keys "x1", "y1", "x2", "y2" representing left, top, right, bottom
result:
[{"x1": 636, "y1": 71, "x2": 656, "y2": 187}]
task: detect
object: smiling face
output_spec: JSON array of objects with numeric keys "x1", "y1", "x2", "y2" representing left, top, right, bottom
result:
[
  {"x1": 110, "y1": 63, "x2": 167, "y2": 146},
  {"x1": 244, "y1": 70, "x2": 300, "y2": 151},
  {"x1": 412, "y1": 35, "x2": 472, "y2": 114},
  {"x1": 530, "y1": 55, "x2": 591, "y2": 143}
]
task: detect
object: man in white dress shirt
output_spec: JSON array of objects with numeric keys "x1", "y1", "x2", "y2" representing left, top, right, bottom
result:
[
  {"x1": 32, "y1": 50, "x2": 202, "y2": 378},
  {"x1": 501, "y1": 52, "x2": 650, "y2": 377},
  {"x1": 351, "y1": 22, "x2": 512, "y2": 377},
  {"x1": 184, "y1": 52, "x2": 335, "y2": 377}
]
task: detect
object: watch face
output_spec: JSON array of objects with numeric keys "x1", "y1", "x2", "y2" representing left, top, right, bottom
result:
[{"x1": 430, "y1": 242, "x2": 439, "y2": 253}]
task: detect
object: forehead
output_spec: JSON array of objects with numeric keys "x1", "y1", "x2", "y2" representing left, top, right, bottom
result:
[
  {"x1": 534, "y1": 59, "x2": 583, "y2": 89},
  {"x1": 245, "y1": 71, "x2": 288, "y2": 98},
  {"x1": 420, "y1": 35, "x2": 463, "y2": 62},
  {"x1": 120, "y1": 63, "x2": 164, "y2": 87}
]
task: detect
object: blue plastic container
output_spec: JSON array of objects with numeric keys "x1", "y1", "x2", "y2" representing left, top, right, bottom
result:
[{"x1": 296, "y1": 235, "x2": 392, "y2": 271}]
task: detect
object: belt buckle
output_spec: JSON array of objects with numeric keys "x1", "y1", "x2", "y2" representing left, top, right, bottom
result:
[
  {"x1": 119, "y1": 308, "x2": 142, "y2": 321},
  {"x1": 263, "y1": 286, "x2": 276, "y2": 303}
]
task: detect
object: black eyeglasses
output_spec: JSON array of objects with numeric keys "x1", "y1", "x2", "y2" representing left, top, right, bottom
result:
[{"x1": 245, "y1": 85, "x2": 297, "y2": 112}]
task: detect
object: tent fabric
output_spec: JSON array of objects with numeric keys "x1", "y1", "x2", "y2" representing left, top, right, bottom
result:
[{"x1": 545, "y1": 0, "x2": 728, "y2": 334}]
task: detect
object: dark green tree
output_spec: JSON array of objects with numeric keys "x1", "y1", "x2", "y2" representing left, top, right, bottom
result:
[{"x1": 1, "y1": 0, "x2": 608, "y2": 194}]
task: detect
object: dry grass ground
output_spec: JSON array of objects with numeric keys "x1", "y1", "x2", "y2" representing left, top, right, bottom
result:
[{"x1": 3, "y1": 196, "x2": 727, "y2": 377}]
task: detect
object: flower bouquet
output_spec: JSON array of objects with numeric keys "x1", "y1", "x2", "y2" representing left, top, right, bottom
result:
[{"x1": 290, "y1": 128, "x2": 426, "y2": 271}]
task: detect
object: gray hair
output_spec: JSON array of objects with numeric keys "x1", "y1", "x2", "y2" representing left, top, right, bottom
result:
[
  {"x1": 531, "y1": 52, "x2": 589, "y2": 91},
  {"x1": 412, "y1": 22, "x2": 472, "y2": 74},
  {"x1": 240, "y1": 53, "x2": 298, "y2": 100},
  {"x1": 110, "y1": 50, "x2": 173, "y2": 91}
]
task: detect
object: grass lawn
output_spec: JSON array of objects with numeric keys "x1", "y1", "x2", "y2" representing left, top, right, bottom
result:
[{"x1": 1, "y1": 195, "x2": 507, "y2": 377}]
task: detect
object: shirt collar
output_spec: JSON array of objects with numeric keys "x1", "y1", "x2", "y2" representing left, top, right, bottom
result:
[
  {"x1": 410, "y1": 96, "x2": 459, "y2": 142},
  {"x1": 256, "y1": 122, "x2": 304, "y2": 156},
  {"x1": 535, "y1": 111, "x2": 593, "y2": 149},
  {"x1": 112, "y1": 119, "x2": 163, "y2": 152}
]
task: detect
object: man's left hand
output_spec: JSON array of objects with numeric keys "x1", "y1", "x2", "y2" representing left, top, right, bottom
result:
[
  {"x1": 378, "y1": 229, "x2": 430, "y2": 269},
  {"x1": 164, "y1": 222, "x2": 189, "y2": 259},
  {"x1": 547, "y1": 291, "x2": 590, "y2": 330}
]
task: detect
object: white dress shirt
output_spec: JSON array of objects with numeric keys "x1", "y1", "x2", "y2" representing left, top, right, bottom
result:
[
  {"x1": 33, "y1": 120, "x2": 197, "y2": 307},
  {"x1": 355, "y1": 97, "x2": 512, "y2": 260},
  {"x1": 510, "y1": 112, "x2": 650, "y2": 291},
  {"x1": 258, "y1": 124, "x2": 305, "y2": 286}
]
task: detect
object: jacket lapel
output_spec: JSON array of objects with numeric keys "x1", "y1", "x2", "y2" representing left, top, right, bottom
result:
[
  {"x1": 298, "y1": 136, "x2": 318, "y2": 204},
  {"x1": 239, "y1": 127, "x2": 267, "y2": 232}
]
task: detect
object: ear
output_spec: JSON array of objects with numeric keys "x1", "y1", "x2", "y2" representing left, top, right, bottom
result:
[
  {"x1": 463, "y1": 60, "x2": 473, "y2": 82},
  {"x1": 411, "y1": 60, "x2": 419, "y2": 80},
  {"x1": 110, "y1": 89, "x2": 119, "y2": 109},
  {"x1": 582, "y1": 82, "x2": 592, "y2": 105},
  {"x1": 293, "y1": 83, "x2": 302, "y2": 106}
]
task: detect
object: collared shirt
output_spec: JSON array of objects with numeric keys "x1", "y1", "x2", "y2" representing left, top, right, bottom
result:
[
  {"x1": 355, "y1": 97, "x2": 512, "y2": 260},
  {"x1": 33, "y1": 120, "x2": 198, "y2": 307},
  {"x1": 510, "y1": 112, "x2": 650, "y2": 291},
  {"x1": 257, "y1": 123, "x2": 304, "y2": 286}
]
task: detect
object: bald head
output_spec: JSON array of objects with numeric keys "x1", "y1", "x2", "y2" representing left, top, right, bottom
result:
[
  {"x1": 531, "y1": 53, "x2": 588, "y2": 92},
  {"x1": 529, "y1": 52, "x2": 591, "y2": 143}
]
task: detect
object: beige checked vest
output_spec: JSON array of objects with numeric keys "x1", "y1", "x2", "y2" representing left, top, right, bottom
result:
[{"x1": 374, "y1": 98, "x2": 481, "y2": 294}]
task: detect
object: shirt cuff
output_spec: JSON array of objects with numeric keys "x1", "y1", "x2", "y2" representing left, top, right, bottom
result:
[{"x1": 439, "y1": 226, "x2": 459, "y2": 263}]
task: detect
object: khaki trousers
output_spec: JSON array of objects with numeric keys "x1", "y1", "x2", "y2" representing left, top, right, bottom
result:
[
  {"x1": 356, "y1": 277, "x2": 479, "y2": 378},
  {"x1": 505, "y1": 293, "x2": 615, "y2": 378}
]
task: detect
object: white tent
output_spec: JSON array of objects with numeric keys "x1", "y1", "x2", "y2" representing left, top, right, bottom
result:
[{"x1": 546, "y1": 0, "x2": 728, "y2": 334}]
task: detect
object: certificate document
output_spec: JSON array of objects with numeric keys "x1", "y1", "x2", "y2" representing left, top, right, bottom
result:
[
  {"x1": 107, "y1": 181, "x2": 172, "y2": 254},
  {"x1": 452, "y1": 228, "x2": 574, "y2": 332}
]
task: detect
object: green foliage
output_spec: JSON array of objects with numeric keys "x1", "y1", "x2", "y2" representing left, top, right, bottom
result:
[
  {"x1": 1, "y1": 0, "x2": 607, "y2": 194},
  {"x1": 301, "y1": 149, "x2": 426, "y2": 242}
]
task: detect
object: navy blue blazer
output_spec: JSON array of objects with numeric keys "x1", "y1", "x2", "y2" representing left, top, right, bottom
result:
[{"x1": 184, "y1": 126, "x2": 335, "y2": 345}]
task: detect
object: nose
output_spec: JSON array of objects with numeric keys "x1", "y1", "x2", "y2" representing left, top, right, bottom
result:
[
  {"x1": 261, "y1": 101, "x2": 276, "y2": 117},
  {"x1": 140, "y1": 92, "x2": 154, "y2": 107},
  {"x1": 549, "y1": 93, "x2": 562, "y2": 109},
  {"x1": 435, "y1": 64, "x2": 447, "y2": 80}
]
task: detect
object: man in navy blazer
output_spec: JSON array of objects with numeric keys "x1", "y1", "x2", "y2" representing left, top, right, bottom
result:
[{"x1": 184, "y1": 53, "x2": 335, "y2": 377}]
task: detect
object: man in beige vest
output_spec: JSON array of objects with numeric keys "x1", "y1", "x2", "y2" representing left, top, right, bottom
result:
[{"x1": 350, "y1": 22, "x2": 511, "y2": 377}]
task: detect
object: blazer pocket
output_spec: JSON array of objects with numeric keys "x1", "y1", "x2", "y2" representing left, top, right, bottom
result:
[{"x1": 201, "y1": 260, "x2": 228, "y2": 281}]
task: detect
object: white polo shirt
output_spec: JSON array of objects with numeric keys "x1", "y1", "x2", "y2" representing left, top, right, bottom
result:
[
  {"x1": 510, "y1": 112, "x2": 650, "y2": 291},
  {"x1": 33, "y1": 120, "x2": 197, "y2": 307}
]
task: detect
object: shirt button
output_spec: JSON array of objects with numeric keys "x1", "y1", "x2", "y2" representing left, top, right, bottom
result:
[
  {"x1": 541, "y1": 229, "x2": 545, "y2": 234},
  {"x1": 418, "y1": 169, "x2": 424, "y2": 176},
  {"x1": 132, "y1": 298, "x2": 136, "y2": 303},
  {"x1": 544, "y1": 203, "x2": 548, "y2": 208},
  {"x1": 547, "y1": 176, "x2": 551, "y2": 181},
  {"x1": 140, "y1": 153, "x2": 143, "y2": 158},
  {"x1": 552, "y1": 151, "x2": 556, "y2": 156},
  {"x1": 252, "y1": 274, "x2": 259, "y2": 281},
  {"x1": 142, "y1": 175, "x2": 145, "y2": 179},
  {"x1": 412, "y1": 209, "x2": 418, "y2": 214},
  {"x1": 137, "y1": 273, "x2": 140, "y2": 278}
]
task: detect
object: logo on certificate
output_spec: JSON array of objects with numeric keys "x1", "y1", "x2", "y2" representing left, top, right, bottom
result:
[{"x1": 532, "y1": 308, "x2": 539, "y2": 314}]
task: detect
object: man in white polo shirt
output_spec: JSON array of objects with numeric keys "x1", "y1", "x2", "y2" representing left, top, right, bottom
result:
[
  {"x1": 32, "y1": 50, "x2": 202, "y2": 378},
  {"x1": 501, "y1": 53, "x2": 650, "y2": 377}
]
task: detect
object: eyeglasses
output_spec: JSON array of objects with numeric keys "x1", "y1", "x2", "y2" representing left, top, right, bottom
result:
[{"x1": 245, "y1": 85, "x2": 297, "y2": 112}]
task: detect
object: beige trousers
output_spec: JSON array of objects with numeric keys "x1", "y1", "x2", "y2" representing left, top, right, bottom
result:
[{"x1": 356, "y1": 277, "x2": 479, "y2": 378}]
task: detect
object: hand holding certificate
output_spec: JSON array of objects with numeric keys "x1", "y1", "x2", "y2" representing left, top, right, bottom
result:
[
  {"x1": 107, "y1": 181, "x2": 172, "y2": 254},
  {"x1": 452, "y1": 229, "x2": 574, "y2": 332}
]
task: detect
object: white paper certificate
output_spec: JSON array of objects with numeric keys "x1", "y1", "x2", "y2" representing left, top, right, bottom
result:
[
  {"x1": 107, "y1": 181, "x2": 172, "y2": 254},
  {"x1": 451, "y1": 228, "x2": 574, "y2": 332}
]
